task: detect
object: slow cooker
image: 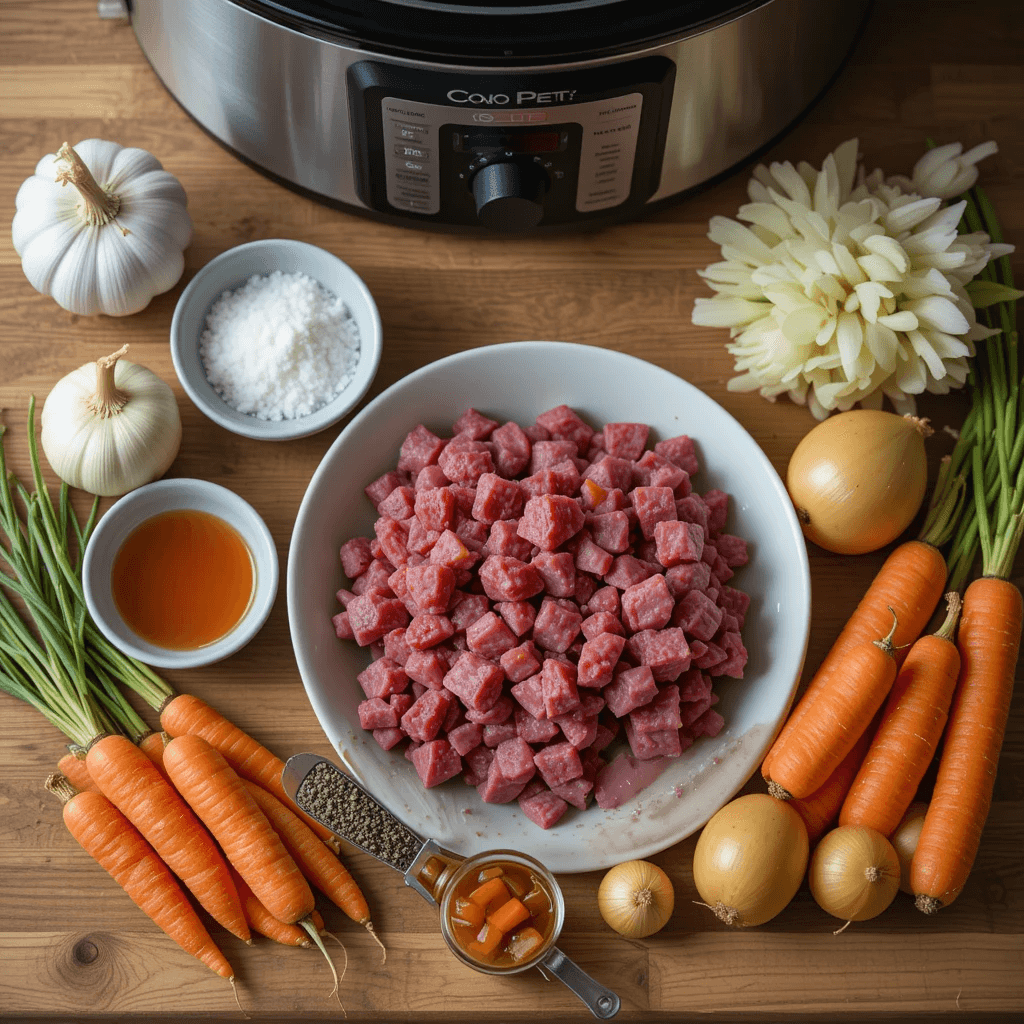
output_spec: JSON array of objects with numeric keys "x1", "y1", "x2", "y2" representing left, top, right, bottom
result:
[{"x1": 127, "y1": 0, "x2": 871, "y2": 232}]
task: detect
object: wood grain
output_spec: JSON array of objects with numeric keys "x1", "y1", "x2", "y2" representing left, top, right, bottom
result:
[{"x1": 1, "y1": 0, "x2": 1023, "y2": 1020}]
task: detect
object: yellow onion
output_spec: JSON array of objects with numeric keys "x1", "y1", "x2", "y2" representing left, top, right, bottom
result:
[
  {"x1": 809, "y1": 825, "x2": 900, "y2": 925},
  {"x1": 786, "y1": 410, "x2": 932, "y2": 555},
  {"x1": 890, "y1": 801, "x2": 929, "y2": 895},
  {"x1": 692, "y1": 794, "x2": 808, "y2": 927},
  {"x1": 597, "y1": 860, "x2": 675, "y2": 939}
]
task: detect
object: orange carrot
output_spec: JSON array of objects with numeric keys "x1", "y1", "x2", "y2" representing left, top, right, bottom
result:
[
  {"x1": 766, "y1": 613, "x2": 901, "y2": 800},
  {"x1": 57, "y1": 749, "x2": 100, "y2": 794},
  {"x1": 241, "y1": 779, "x2": 372, "y2": 928},
  {"x1": 840, "y1": 593, "x2": 962, "y2": 837},
  {"x1": 159, "y1": 693, "x2": 340, "y2": 850},
  {"x1": 787, "y1": 713, "x2": 877, "y2": 844},
  {"x1": 762, "y1": 540, "x2": 946, "y2": 779},
  {"x1": 231, "y1": 867, "x2": 313, "y2": 948},
  {"x1": 487, "y1": 897, "x2": 529, "y2": 934},
  {"x1": 138, "y1": 731, "x2": 171, "y2": 780},
  {"x1": 45, "y1": 772, "x2": 233, "y2": 979},
  {"x1": 85, "y1": 734, "x2": 249, "y2": 942},
  {"x1": 162, "y1": 733, "x2": 315, "y2": 927},
  {"x1": 912, "y1": 576, "x2": 1022, "y2": 912}
]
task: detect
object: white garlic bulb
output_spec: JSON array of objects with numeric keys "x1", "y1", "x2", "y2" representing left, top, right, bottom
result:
[{"x1": 41, "y1": 345, "x2": 182, "y2": 497}]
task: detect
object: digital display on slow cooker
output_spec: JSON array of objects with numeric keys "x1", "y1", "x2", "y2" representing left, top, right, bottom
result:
[{"x1": 455, "y1": 130, "x2": 563, "y2": 154}]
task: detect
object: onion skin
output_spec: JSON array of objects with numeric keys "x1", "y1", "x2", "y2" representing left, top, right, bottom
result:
[
  {"x1": 692, "y1": 794, "x2": 809, "y2": 927},
  {"x1": 891, "y1": 802, "x2": 928, "y2": 895},
  {"x1": 597, "y1": 860, "x2": 674, "y2": 939},
  {"x1": 809, "y1": 825, "x2": 900, "y2": 922},
  {"x1": 786, "y1": 410, "x2": 931, "y2": 556}
]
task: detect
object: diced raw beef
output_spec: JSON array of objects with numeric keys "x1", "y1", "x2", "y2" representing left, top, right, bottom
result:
[
  {"x1": 678, "y1": 668, "x2": 712, "y2": 703},
  {"x1": 693, "y1": 640, "x2": 728, "y2": 670},
  {"x1": 409, "y1": 739, "x2": 462, "y2": 788},
  {"x1": 530, "y1": 439, "x2": 578, "y2": 473},
  {"x1": 580, "y1": 477, "x2": 608, "y2": 510},
  {"x1": 478, "y1": 555, "x2": 545, "y2": 601},
  {"x1": 478, "y1": 757, "x2": 530, "y2": 804},
  {"x1": 540, "y1": 658, "x2": 580, "y2": 717},
  {"x1": 453, "y1": 408, "x2": 499, "y2": 440},
  {"x1": 332, "y1": 611, "x2": 353, "y2": 640},
  {"x1": 534, "y1": 741, "x2": 584, "y2": 788},
  {"x1": 377, "y1": 485, "x2": 416, "y2": 520},
  {"x1": 405, "y1": 613, "x2": 455, "y2": 650},
  {"x1": 455, "y1": 516, "x2": 489, "y2": 551},
  {"x1": 500, "y1": 640, "x2": 542, "y2": 683},
  {"x1": 484, "y1": 520, "x2": 533, "y2": 560},
  {"x1": 518, "y1": 494, "x2": 585, "y2": 551},
  {"x1": 466, "y1": 611, "x2": 518, "y2": 659},
  {"x1": 535, "y1": 405, "x2": 594, "y2": 453},
  {"x1": 712, "y1": 630, "x2": 748, "y2": 678},
  {"x1": 586, "y1": 511, "x2": 631, "y2": 554},
  {"x1": 584, "y1": 455, "x2": 634, "y2": 494},
  {"x1": 414, "y1": 487, "x2": 457, "y2": 532},
  {"x1": 654, "y1": 520, "x2": 705, "y2": 567},
  {"x1": 510, "y1": 674, "x2": 547, "y2": 719},
  {"x1": 603, "y1": 665, "x2": 658, "y2": 718},
  {"x1": 514, "y1": 707, "x2": 560, "y2": 744},
  {"x1": 628, "y1": 627, "x2": 691, "y2": 682},
  {"x1": 530, "y1": 551, "x2": 576, "y2": 598},
  {"x1": 365, "y1": 469, "x2": 407, "y2": 506},
  {"x1": 405, "y1": 563, "x2": 456, "y2": 615},
  {"x1": 437, "y1": 436, "x2": 495, "y2": 485},
  {"x1": 482, "y1": 721, "x2": 518, "y2": 748},
  {"x1": 407, "y1": 519, "x2": 441, "y2": 556},
  {"x1": 465, "y1": 694, "x2": 514, "y2": 724},
  {"x1": 679, "y1": 691, "x2": 716, "y2": 728},
  {"x1": 532, "y1": 597, "x2": 583, "y2": 653},
  {"x1": 472, "y1": 473, "x2": 524, "y2": 524},
  {"x1": 715, "y1": 533, "x2": 750, "y2": 567},
  {"x1": 631, "y1": 486, "x2": 678, "y2": 541},
  {"x1": 519, "y1": 788, "x2": 569, "y2": 829},
  {"x1": 357, "y1": 697, "x2": 399, "y2": 730},
  {"x1": 398, "y1": 425, "x2": 447, "y2": 475},
  {"x1": 347, "y1": 592, "x2": 410, "y2": 646},
  {"x1": 604, "y1": 554, "x2": 657, "y2": 591},
  {"x1": 553, "y1": 713, "x2": 599, "y2": 750},
  {"x1": 495, "y1": 736, "x2": 538, "y2": 784},
  {"x1": 575, "y1": 535, "x2": 614, "y2": 576},
  {"x1": 581, "y1": 611, "x2": 625, "y2": 641},
  {"x1": 675, "y1": 495, "x2": 710, "y2": 539},
  {"x1": 340, "y1": 537, "x2": 373, "y2": 579},
  {"x1": 374, "y1": 517, "x2": 410, "y2": 567},
  {"x1": 495, "y1": 600, "x2": 536, "y2": 637},
  {"x1": 442, "y1": 651, "x2": 505, "y2": 712},
  {"x1": 629, "y1": 684, "x2": 682, "y2": 735},
  {"x1": 664, "y1": 560, "x2": 712, "y2": 597},
  {"x1": 703, "y1": 489, "x2": 729, "y2": 533},
  {"x1": 587, "y1": 586, "x2": 620, "y2": 615},
  {"x1": 462, "y1": 744, "x2": 494, "y2": 787},
  {"x1": 401, "y1": 689, "x2": 455, "y2": 742},
  {"x1": 719, "y1": 585, "x2": 751, "y2": 626},
  {"x1": 549, "y1": 775, "x2": 593, "y2": 809},
  {"x1": 383, "y1": 628, "x2": 413, "y2": 665},
  {"x1": 654, "y1": 434, "x2": 699, "y2": 475},
  {"x1": 372, "y1": 727, "x2": 405, "y2": 751},
  {"x1": 632, "y1": 450, "x2": 688, "y2": 492},
  {"x1": 692, "y1": 708, "x2": 726, "y2": 738},
  {"x1": 577, "y1": 632, "x2": 627, "y2": 688},
  {"x1": 623, "y1": 719, "x2": 683, "y2": 760},
  {"x1": 415, "y1": 465, "x2": 449, "y2": 490},
  {"x1": 448, "y1": 721, "x2": 483, "y2": 756},
  {"x1": 621, "y1": 574, "x2": 675, "y2": 632},
  {"x1": 491, "y1": 419, "x2": 532, "y2": 477},
  {"x1": 602, "y1": 422, "x2": 649, "y2": 461},
  {"x1": 673, "y1": 589, "x2": 724, "y2": 641}
]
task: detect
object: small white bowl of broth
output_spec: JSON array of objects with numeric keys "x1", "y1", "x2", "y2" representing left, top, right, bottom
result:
[{"x1": 83, "y1": 479, "x2": 279, "y2": 669}]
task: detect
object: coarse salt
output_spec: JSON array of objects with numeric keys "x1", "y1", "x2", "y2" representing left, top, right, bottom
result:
[{"x1": 199, "y1": 270, "x2": 361, "y2": 421}]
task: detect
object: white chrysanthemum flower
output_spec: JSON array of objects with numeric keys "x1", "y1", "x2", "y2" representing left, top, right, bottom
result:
[{"x1": 692, "y1": 138, "x2": 1013, "y2": 419}]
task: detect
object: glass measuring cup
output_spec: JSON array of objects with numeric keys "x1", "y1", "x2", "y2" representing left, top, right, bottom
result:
[{"x1": 282, "y1": 753, "x2": 621, "y2": 1019}]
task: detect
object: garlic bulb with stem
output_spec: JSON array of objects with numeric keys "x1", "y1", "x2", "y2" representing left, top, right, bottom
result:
[
  {"x1": 597, "y1": 859, "x2": 675, "y2": 939},
  {"x1": 41, "y1": 345, "x2": 182, "y2": 497}
]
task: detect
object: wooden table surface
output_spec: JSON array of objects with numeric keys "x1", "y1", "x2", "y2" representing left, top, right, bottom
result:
[{"x1": 1, "y1": 1, "x2": 1022, "y2": 1020}]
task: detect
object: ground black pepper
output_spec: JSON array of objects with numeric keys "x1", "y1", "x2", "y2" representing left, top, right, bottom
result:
[{"x1": 295, "y1": 760, "x2": 424, "y2": 872}]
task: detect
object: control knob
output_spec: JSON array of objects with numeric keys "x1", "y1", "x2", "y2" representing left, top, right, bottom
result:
[{"x1": 471, "y1": 160, "x2": 547, "y2": 232}]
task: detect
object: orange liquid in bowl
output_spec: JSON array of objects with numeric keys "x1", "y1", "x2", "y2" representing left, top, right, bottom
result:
[{"x1": 111, "y1": 509, "x2": 254, "y2": 650}]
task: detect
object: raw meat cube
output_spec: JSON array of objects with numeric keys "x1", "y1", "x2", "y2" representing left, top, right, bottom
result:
[
  {"x1": 549, "y1": 775, "x2": 593, "y2": 810},
  {"x1": 495, "y1": 600, "x2": 536, "y2": 637},
  {"x1": 405, "y1": 613, "x2": 455, "y2": 650},
  {"x1": 482, "y1": 722, "x2": 518, "y2": 748},
  {"x1": 621, "y1": 574, "x2": 675, "y2": 632},
  {"x1": 577, "y1": 632, "x2": 627, "y2": 688},
  {"x1": 679, "y1": 691, "x2": 716, "y2": 728},
  {"x1": 491, "y1": 419, "x2": 532, "y2": 478},
  {"x1": 631, "y1": 486, "x2": 677, "y2": 541},
  {"x1": 377, "y1": 485, "x2": 416, "y2": 520},
  {"x1": 534, "y1": 741, "x2": 584, "y2": 788},
  {"x1": 462, "y1": 744, "x2": 494, "y2": 787},
  {"x1": 532, "y1": 597, "x2": 582, "y2": 653},
  {"x1": 410, "y1": 739, "x2": 462, "y2": 788},
  {"x1": 519, "y1": 788, "x2": 569, "y2": 830},
  {"x1": 628, "y1": 627, "x2": 691, "y2": 682},
  {"x1": 712, "y1": 631, "x2": 748, "y2": 678},
  {"x1": 693, "y1": 640, "x2": 728, "y2": 670},
  {"x1": 540, "y1": 658, "x2": 580, "y2": 717},
  {"x1": 587, "y1": 586, "x2": 620, "y2": 615},
  {"x1": 356, "y1": 657, "x2": 409, "y2": 699},
  {"x1": 603, "y1": 422, "x2": 649, "y2": 461},
  {"x1": 365, "y1": 469, "x2": 407, "y2": 506},
  {"x1": 357, "y1": 697, "x2": 399, "y2": 730},
  {"x1": 438, "y1": 437, "x2": 495, "y2": 485},
  {"x1": 455, "y1": 516, "x2": 489, "y2": 551},
  {"x1": 623, "y1": 719, "x2": 683, "y2": 760},
  {"x1": 530, "y1": 439, "x2": 578, "y2": 473},
  {"x1": 472, "y1": 473, "x2": 524, "y2": 524},
  {"x1": 575, "y1": 535, "x2": 614, "y2": 576},
  {"x1": 429, "y1": 529, "x2": 476, "y2": 569},
  {"x1": 654, "y1": 434, "x2": 699, "y2": 475},
  {"x1": 401, "y1": 689, "x2": 455, "y2": 742},
  {"x1": 374, "y1": 517, "x2": 410, "y2": 567},
  {"x1": 678, "y1": 668, "x2": 712, "y2": 702},
  {"x1": 692, "y1": 708, "x2": 726, "y2": 738},
  {"x1": 405, "y1": 563, "x2": 456, "y2": 615},
  {"x1": 347, "y1": 592, "x2": 410, "y2": 646},
  {"x1": 372, "y1": 727, "x2": 405, "y2": 751},
  {"x1": 331, "y1": 611, "x2": 353, "y2": 640},
  {"x1": 466, "y1": 611, "x2": 517, "y2": 659},
  {"x1": 553, "y1": 713, "x2": 599, "y2": 750},
  {"x1": 398, "y1": 425, "x2": 447, "y2": 475},
  {"x1": 478, "y1": 555, "x2": 545, "y2": 602},
  {"x1": 673, "y1": 589, "x2": 724, "y2": 641},
  {"x1": 603, "y1": 554, "x2": 657, "y2": 591},
  {"x1": 664, "y1": 560, "x2": 712, "y2": 597},
  {"x1": 535, "y1": 405, "x2": 594, "y2": 453},
  {"x1": 465, "y1": 694, "x2": 514, "y2": 724},
  {"x1": 715, "y1": 533, "x2": 749, "y2": 568},
  {"x1": 517, "y1": 494, "x2": 585, "y2": 551},
  {"x1": 584, "y1": 455, "x2": 634, "y2": 494},
  {"x1": 453, "y1": 408, "x2": 499, "y2": 440},
  {"x1": 514, "y1": 707, "x2": 560, "y2": 744},
  {"x1": 383, "y1": 628, "x2": 413, "y2": 665},
  {"x1": 500, "y1": 640, "x2": 542, "y2": 683},
  {"x1": 415, "y1": 465, "x2": 449, "y2": 490},
  {"x1": 340, "y1": 537, "x2": 373, "y2": 580},
  {"x1": 407, "y1": 519, "x2": 441, "y2": 556},
  {"x1": 632, "y1": 450, "x2": 688, "y2": 491},
  {"x1": 675, "y1": 495, "x2": 710, "y2": 539},
  {"x1": 450, "y1": 486, "x2": 478, "y2": 517},
  {"x1": 442, "y1": 651, "x2": 505, "y2": 712},
  {"x1": 593, "y1": 487, "x2": 630, "y2": 514},
  {"x1": 630, "y1": 684, "x2": 682, "y2": 734},
  {"x1": 604, "y1": 665, "x2": 658, "y2": 718},
  {"x1": 510, "y1": 675, "x2": 547, "y2": 719},
  {"x1": 390, "y1": 692, "x2": 415, "y2": 719},
  {"x1": 530, "y1": 552, "x2": 576, "y2": 598},
  {"x1": 484, "y1": 520, "x2": 533, "y2": 560},
  {"x1": 448, "y1": 721, "x2": 484, "y2": 756},
  {"x1": 478, "y1": 758, "x2": 530, "y2": 804},
  {"x1": 414, "y1": 487, "x2": 457, "y2": 532},
  {"x1": 719, "y1": 585, "x2": 751, "y2": 626},
  {"x1": 586, "y1": 511, "x2": 631, "y2": 554},
  {"x1": 520, "y1": 467, "x2": 574, "y2": 500},
  {"x1": 495, "y1": 736, "x2": 538, "y2": 784},
  {"x1": 448, "y1": 591, "x2": 491, "y2": 632},
  {"x1": 581, "y1": 611, "x2": 626, "y2": 641},
  {"x1": 591, "y1": 722, "x2": 617, "y2": 753},
  {"x1": 574, "y1": 573, "x2": 598, "y2": 607},
  {"x1": 703, "y1": 489, "x2": 729, "y2": 533},
  {"x1": 654, "y1": 520, "x2": 704, "y2": 567}
]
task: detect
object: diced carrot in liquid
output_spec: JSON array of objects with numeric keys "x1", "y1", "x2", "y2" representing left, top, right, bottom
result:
[
  {"x1": 487, "y1": 896, "x2": 530, "y2": 934},
  {"x1": 470, "y1": 921, "x2": 504, "y2": 957},
  {"x1": 509, "y1": 926, "x2": 545, "y2": 962},
  {"x1": 453, "y1": 897, "x2": 486, "y2": 930},
  {"x1": 469, "y1": 876, "x2": 510, "y2": 912}
]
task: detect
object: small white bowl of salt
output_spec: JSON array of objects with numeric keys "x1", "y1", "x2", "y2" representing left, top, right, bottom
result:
[{"x1": 171, "y1": 238, "x2": 382, "y2": 440}]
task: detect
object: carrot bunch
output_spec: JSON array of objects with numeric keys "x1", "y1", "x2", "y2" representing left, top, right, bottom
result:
[
  {"x1": 0, "y1": 403, "x2": 378, "y2": 985},
  {"x1": 762, "y1": 175, "x2": 1023, "y2": 916}
]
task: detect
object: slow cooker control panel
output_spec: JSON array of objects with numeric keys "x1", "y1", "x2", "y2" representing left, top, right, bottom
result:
[{"x1": 348, "y1": 59, "x2": 674, "y2": 231}]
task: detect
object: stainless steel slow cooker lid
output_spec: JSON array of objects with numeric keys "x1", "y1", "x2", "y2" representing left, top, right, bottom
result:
[{"x1": 235, "y1": 0, "x2": 770, "y2": 62}]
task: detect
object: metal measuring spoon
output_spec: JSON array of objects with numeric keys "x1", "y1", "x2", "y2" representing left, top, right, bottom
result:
[{"x1": 281, "y1": 753, "x2": 621, "y2": 1019}]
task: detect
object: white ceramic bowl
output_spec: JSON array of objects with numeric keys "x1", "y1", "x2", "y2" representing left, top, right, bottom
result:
[
  {"x1": 170, "y1": 239, "x2": 382, "y2": 440},
  {"x1": 287, "y1": 341, "x2": 810, "y2": 873},
  {"x1": 83, "y1": 478, "x2": 279, "y2": 669}
]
